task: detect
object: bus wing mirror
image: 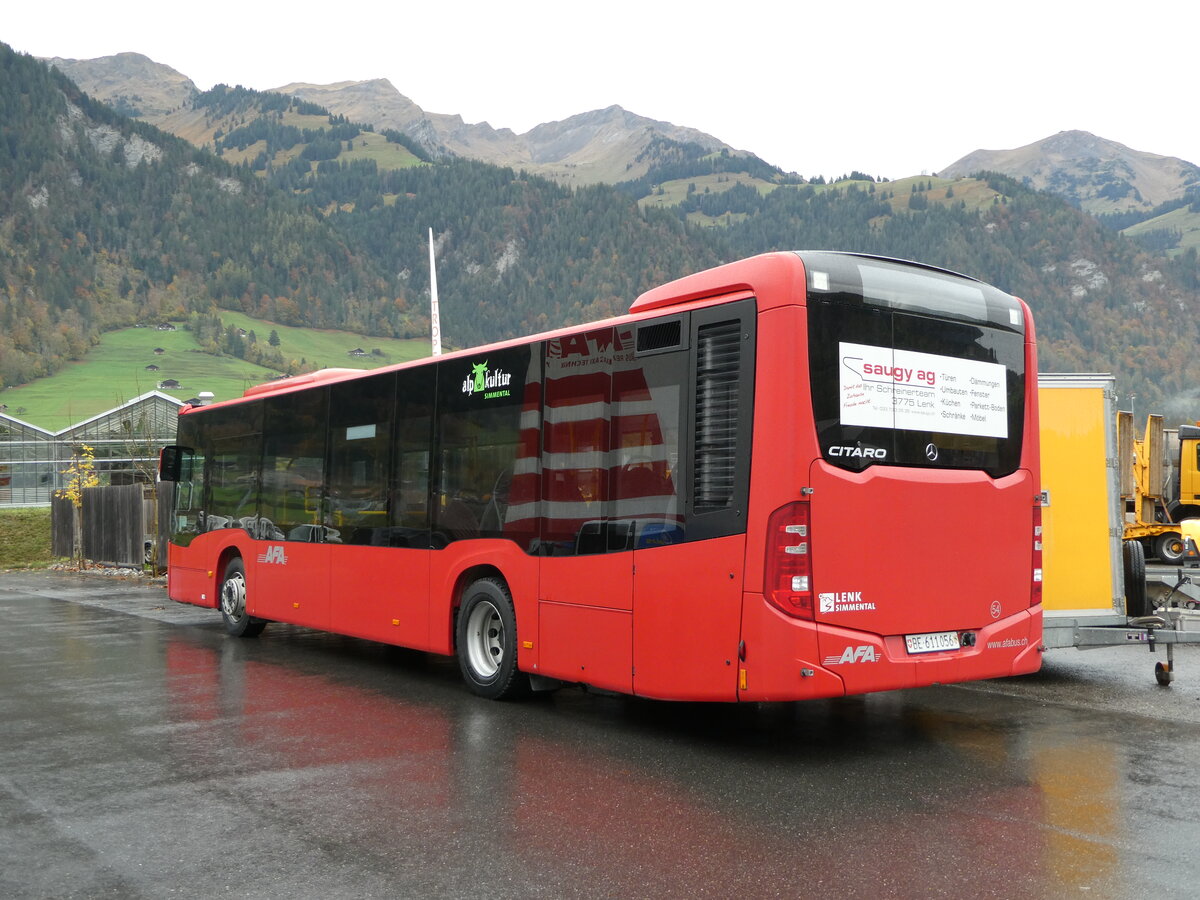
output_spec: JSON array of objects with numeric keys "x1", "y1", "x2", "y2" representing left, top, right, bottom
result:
[{"x1": 159, "y1": 445, "x2": 187, "y2": 482}]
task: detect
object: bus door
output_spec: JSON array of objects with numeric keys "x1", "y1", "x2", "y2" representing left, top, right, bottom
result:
[
  {"x1": 325, "y1": 370, "x2": 434, "y2": 649},
  {"x1": 535, "y1": 327, "x2": 634, "y2": 694},
  {"x1": 160, "y1": 442, "x2": 211, "y2": 606},
  {"x1": 631, "y1": 306, "x2": 753, "y2": 701}
]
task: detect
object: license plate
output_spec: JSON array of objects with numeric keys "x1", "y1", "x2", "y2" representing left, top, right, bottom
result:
[{"x1": 905, "y1": 630, "x2": 961, "y2": 654}]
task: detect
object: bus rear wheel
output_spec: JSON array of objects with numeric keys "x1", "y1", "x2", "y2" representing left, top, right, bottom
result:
[
  {"x1": 220, "y1": 558, "x2": 266, "y2": 638},
  {"x1": 455, "y1": 578, "x2": 527, "y2": 700}
]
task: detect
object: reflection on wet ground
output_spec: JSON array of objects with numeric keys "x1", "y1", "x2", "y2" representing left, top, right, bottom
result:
[{"x1": 2, "y1": 572, "x2": 1199, "y2": 898}]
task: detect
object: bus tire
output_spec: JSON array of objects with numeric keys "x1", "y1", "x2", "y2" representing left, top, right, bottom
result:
[
  {"x1": 1155, "y1": 532, "x2": 1186, "y2": 565},
  {"x1": 220, "y1": 557, "x2": 266, "y2": 638},
  {"x1": 1123, "y1": 540, "x2": 1149, "y2": 617},
  {"x1": 455, "y1": 577, "x2": 527, "y2": 700}
]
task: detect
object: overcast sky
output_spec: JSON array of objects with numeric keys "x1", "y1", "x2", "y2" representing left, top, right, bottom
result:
[{"x1": 5, "y1": 1, "x2": 1198, "y2": 179}]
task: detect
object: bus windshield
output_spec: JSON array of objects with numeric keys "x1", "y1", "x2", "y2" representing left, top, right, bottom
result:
[{"x1": 803, "y1": 252, "x2": 1026, "y2": 477}]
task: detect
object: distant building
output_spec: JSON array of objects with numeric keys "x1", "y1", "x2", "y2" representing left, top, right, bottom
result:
[
  {"x1": 145, "y1": 364, "x2": 160, "y2": 371},
  {"x1": 348, "y1": 348, "x2": 367, "y2": 357},
  {"x1": 158, "y1": 379, "x2": 181, "y2": 389},
  {"x1": 156, "y1": 323, "x2": 176, "y2": 332},
  {"x1": 153, "y1": 347, "x2": 165, "y2": 355}
]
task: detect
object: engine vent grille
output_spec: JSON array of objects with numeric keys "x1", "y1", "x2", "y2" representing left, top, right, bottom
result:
[{"x1": 693, "y1": 320, "x2": 741, "y2": 512}]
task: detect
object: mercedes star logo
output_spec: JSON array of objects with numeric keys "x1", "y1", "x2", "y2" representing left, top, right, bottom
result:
[{"x1": 925, "y1": 443, "x2": 939, "y2": 461}]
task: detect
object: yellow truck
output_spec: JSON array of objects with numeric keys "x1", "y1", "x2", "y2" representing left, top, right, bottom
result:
[
  {"x1": 1038, "y1": 374, "x2": 1200, "y2": 685},
  {"x1": 1173, "y1": 424, "x2": 1200, "y2": 520}
]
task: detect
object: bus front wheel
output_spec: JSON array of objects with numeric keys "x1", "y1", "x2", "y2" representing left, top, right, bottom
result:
[
  {"x1": 455, "y1": 578, "x2": 527, "y2": 700},
  {"x1": 220, "y1": 558, "x2": 266, "y2": 638}
]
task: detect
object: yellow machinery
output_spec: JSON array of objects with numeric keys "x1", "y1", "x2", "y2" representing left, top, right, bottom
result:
[{"x1": 1119, "y1": 413, "x2": 1200, "y2": 564}]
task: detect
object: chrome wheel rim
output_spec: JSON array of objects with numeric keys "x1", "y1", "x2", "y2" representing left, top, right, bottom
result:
[
  {"x1": 465, "y1": 599, "x2": 503, "y2": 679},
  {"x1": 220, "y1": 572, "x2": 247, "y2": 622}
]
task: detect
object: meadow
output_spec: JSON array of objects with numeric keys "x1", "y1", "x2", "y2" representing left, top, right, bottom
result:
[{"x1": 1, "y1": 315, "x2": 429, "y2": 431}]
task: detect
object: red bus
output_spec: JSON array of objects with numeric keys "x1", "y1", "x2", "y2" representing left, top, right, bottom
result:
[{"x1": 160, "y1": 251, "x2": 1043, "y2": 701}]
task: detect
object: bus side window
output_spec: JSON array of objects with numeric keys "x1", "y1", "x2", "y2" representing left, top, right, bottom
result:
[
  {"x1": 612, "y1": 344, "x2": 687, "y2": 548},
  {"x1": 391, "y1": 366, "x2": 435, "y2": 548},
  {"x1": 261, "y1": 389, "x2": 328, "y2": 542},
  {"x1": 328, "y1": 373, "x2": 395, "y2": 546},
  {"x1": 540, "y1": 329, "x2": 611, "y2": 555},
  {"x1": 433, "y1": 348, "x2": 534, "y2": 548},
  {"x1": 196, "y1": 404, "x2": 263, "y2": 538}
]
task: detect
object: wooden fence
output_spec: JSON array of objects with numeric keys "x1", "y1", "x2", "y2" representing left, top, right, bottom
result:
[
  {"x1": 51, "y1": 483, "x2": 170, "y2": 569},
  {"x1": 50, "y1": 495, "x2": 74, "y2": 559}
]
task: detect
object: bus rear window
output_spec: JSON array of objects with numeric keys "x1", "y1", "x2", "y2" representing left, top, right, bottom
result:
[{"x1": 804, "y1": 254, "x2": 1026, "y2": 477}]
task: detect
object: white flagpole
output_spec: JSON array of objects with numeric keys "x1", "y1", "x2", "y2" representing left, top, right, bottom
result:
[{"x1": 428, "y1": 227, "x2": 442, "y2": 356}]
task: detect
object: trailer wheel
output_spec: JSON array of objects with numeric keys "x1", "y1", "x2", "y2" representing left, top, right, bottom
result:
[
  {"x1": 1156, "y1": 532, "x2": 1186, "y2": 565},
  {"x1": 1155, "y1": 661, "x2": 1173, "y2": 686},
  {"x1": 1123, "y1": 540, "x2": 1150, "y2": 616}
]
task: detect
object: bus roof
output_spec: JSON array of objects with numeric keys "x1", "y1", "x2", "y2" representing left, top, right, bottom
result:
[
  {"x1": 182, "y1": 250, "x2": 1008, "y2": 416},
  {"x1": 631, "y1": 251, "x2": 807, "y2": 314}
]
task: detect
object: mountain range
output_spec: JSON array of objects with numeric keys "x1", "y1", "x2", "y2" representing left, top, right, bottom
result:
[
  {"x1": 5, "y1": 43, "x2": 1200, "y2": 422},
  {"x1": 45, "y1": 52, "x2": 1200, "y2": 219},
  {"x1": 47, "y1": 52, "x2": 752, "y2": 186}
]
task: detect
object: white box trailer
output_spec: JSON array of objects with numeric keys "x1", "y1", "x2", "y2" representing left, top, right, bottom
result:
[{"x1": 1038, "y1": 373, "x2": 1200, "y2": 685}]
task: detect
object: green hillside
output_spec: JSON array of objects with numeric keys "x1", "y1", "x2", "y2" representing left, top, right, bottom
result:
[
  {"x1": 0, "y1": 315, "x2": 429, "y2": 430},
  {"x1": 213, "y1": 311, "x2": 429, "y2": 370},
  {"x1": 0, "y1": 327, "x2": 272, "y2": 430},
  {"x1": 1123, "y1": 205, "x2": 1200, "y2": 254},
  {"x1": 639, "y1": 173, "x2": 778, "y2": 209}
]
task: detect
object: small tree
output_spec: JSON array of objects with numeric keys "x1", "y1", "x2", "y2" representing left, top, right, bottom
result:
[{"x1": 55, "y1": 444, "x2": 99, "y2": 563}]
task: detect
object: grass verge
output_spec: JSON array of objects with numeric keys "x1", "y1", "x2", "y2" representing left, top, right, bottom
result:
[{"x1": 0, "y1": 507, "x2": 54, "y2": 569}]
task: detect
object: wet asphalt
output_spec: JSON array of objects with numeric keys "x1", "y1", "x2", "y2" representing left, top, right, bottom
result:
[{"x1": 3, "y1": 571, "x2": 1200, "y2": 899}]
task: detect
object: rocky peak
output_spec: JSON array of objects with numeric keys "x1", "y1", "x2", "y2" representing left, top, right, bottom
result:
[
  {"x1": 44, "y1": 52, "x2": 196, "y2": 118},
  {"x1": 941, "y1": 130, "x2": 1200, "y2": 213}
]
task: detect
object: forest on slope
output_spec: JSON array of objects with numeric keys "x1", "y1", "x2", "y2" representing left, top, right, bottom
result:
[{"x1": 0, "y1": 45, "x2": 404, "y2": 388}]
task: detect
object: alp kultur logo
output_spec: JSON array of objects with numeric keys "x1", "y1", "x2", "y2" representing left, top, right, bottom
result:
[{"x1": 462, "y1": 360, "x2": 513, "y2": 399}]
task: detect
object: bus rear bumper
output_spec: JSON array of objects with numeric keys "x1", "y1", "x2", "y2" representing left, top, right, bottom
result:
[{"x1": 738, "y1": 596, "x2": 1043, "y2": 702}]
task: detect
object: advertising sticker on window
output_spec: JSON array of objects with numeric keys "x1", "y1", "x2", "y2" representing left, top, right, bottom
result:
[{"x1": 839, "y1": 342, "x2": 1008, "y2": 438}]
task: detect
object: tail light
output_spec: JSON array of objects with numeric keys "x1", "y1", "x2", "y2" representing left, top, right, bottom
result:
[
  {"x1": 765, "y1": 501, "x2": 813, "y2": 619},
  {"x1": 1031, "y1": 503, "x2": 1043, "y2": 607}
]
